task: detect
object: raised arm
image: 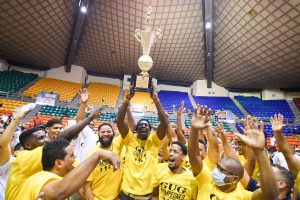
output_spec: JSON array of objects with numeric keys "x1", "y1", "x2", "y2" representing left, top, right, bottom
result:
[
  {"x1": 116, "y1": 90, "x2": 135, "y2": 138},
  {"x1": 151, "y1": 90, "x2": 169, "y2": 140},
  {"x1": 177, "y1": 101, "x2": 187, "y2": 144},
  {"x1": 41, "y1": 150, "x2": 121, "y2": 199},
  {"x1": 206, "y1": 124, "x2": 221, "y2": 164},
  {"x1": 236, "y1": 120, "x2": 279, "y2": 200},
  {"x1": 126, "y1": 106, "x2": 136, "y2": 132},
  {"x1": 0, "y1": 109, "x2": 27, "y2": 165},
  {"x1": 59, "y1": 107, "x2": 101, "y2": 141},
  {"x1": 272, "y1": 114, "x2": 300, "y2": 176},
  {"x1": 217, "y1": 123, "x2": 238, "y2": 160},
  {"x1": 188, "y1": 105, "x2": 211, "y2": 176},
  {"x1": 75, "y1": 88, "x2": 90, "y2": 122}
]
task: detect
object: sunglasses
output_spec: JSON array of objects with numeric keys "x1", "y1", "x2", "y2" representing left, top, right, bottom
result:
[{"x1": 216, "y1": 163, "x2": 237, "y2": 177}]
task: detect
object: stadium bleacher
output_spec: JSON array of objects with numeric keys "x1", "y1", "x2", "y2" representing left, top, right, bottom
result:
[
  {"x1": 24, "y1": 78, "x2": 83, "y2": 101},
  {"x1": 0, "y1": 70, "x2": 38, "y2": 92},
  {"x1": 87, "y1": 82, "x2": 120, "y2": 107},
  {"x1": 193, "y1": 96, "x2": 244, "y2": 118},
  {"x1": 235, "y1": 96, "x2": 294, "y2": 122},
  {"x1": 158, "y1": 90, "x2": 194, "y2": 112}
]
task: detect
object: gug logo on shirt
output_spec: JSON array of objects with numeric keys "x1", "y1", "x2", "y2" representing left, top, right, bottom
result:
[{"x1": 160, "y1": 182, "x2": 187, "y2": 200}]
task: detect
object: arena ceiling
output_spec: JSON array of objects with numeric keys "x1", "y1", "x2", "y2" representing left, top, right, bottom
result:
[{"x1": 0, "y1": 0, "x2": 299, "y2": 89}]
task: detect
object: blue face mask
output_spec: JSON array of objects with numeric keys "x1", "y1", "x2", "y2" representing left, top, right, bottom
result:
[{"x1": 212, "y1": 168, "x2": 231, "y2": 186}]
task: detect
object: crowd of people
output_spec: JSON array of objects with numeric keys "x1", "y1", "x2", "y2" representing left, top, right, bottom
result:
[{"x1": 0, "y1": 88, "x2": 299, "y2": 200}]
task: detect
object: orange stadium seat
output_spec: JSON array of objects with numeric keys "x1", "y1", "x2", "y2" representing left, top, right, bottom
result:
[
  {"x1": 87, "y1": 82, "x2": 120, "y2": 107},
  {"x1": 124, "y1": 90, "x2": 155, "y2": 112},
  {"x1": 23, "y1": 78, "x2": 83, "y2": 101}
]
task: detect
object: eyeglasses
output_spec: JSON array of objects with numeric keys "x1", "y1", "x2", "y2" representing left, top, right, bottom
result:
[{"x1": 216, "y1": 163, "x2": 237, "y2": 176}]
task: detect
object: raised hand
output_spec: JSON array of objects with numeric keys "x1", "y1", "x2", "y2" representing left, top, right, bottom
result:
[
  {"x1": 150, "y1": 84, "x2": 159, "y2": 102},
  {"x1": 99, "y1": 150, "x2": 122, "y2": 171},
  {"x1": 191, "y1": 105, "x2": 211, "y2": 130},
  {"x1": 270, "y1": 114, "x2": 285, "y2": 134},
  {"x1": 177, "y1": 101, "x2": 185, "y2": 116},
  {"x1": 125, "y1": 89, "x2": 135, "y2": 101},
  {"x1": 235, "y1": 117, "x2": 265, "y2": 151},
  {"x1": 84, "y1": 105, "x2": 93, "y2": 114},
  {"x1": 12, "y1": 108, "x2": 28, "y2": 120},
  {"x1": 78, "y1": 88, "x2": 90, "y2": 104},
  {"x1": 216, "y1": 123, "x2": 227, "y2": 141}
]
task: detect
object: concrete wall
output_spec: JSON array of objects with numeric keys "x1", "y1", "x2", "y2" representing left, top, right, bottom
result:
[
  {"x1": 0, "y1": 60, "x2": 8, "y2": 71},
  {"x1": 286, "y1": 92, "x2": 300, "y2": 100},
  {"x1": 46, "y1": 65, "x2": 86, "y2": 83},
  {"x1": 262, "y1": 89, "x2": 285, "y2": 100},
  {"x1": 229, "y1": 92, "x2": 261, "y2": 98},
  {"x1": 9, "y1": 66, "x2": 45, "y2": 77},
  {"x1": 87, "y1": 75, "x2": 121, "y2": 86},
  {"x1": 157, "y1": 84, "x2": 190, "y2": 94},
  {"x1": 192, "y1": 80, "x2": 228, "y2": 96}
]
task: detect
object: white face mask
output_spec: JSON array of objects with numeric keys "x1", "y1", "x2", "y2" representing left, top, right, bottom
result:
[{"x1": 212, "y1": 168, "x2": 231, "y2": 186}]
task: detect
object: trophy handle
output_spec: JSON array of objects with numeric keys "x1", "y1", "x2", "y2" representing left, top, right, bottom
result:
[
  {"x1": 152, "y1": 29, "x2": 162, "y2": 44},
  {"x1": 134, "y1": 29, "x2": 142, "y2": 43}
]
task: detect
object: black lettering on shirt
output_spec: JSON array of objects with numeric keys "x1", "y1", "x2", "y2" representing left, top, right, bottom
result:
[{"x1": 160, "y1": 182, "x2": 187, "y2": 200}]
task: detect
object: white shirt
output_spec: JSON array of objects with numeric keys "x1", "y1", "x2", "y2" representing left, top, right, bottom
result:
[
  {"x1": 272, "y1": 152, "x2": 289, "y2": 170},
  {"x1": 71, "y1": 126, "x2": 98, "y2": 162},
  {"x1": 0, "y1": 156, "x2": 14, "y2": 200},
  {"x1": 270, "y1": 137, "x2": 276, "y2": 146},
  {"x1": 1, "y1": 115, "x2": 8, "y2": 123}
]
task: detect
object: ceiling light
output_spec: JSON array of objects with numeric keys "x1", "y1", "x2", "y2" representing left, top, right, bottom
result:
[
  {"x1": 205, "y1": 22, "x2": 212, "y2": 29},
  {"x1": 80, "y1": 6, "x2": 87, "y2": 13}
]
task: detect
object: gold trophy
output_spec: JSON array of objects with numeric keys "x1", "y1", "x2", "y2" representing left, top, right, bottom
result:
[{"x1": 133, "y1": 6, "x2": 162, "y2": 91}]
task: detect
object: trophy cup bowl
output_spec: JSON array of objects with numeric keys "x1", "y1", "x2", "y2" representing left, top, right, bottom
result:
[{"x1": 138, "y1": 55, "x2": 153, "y2": 77}]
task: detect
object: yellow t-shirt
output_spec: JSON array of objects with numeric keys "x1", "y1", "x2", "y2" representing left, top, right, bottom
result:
[
  {"x1": 16, "y1": 171, "x2": 62, "y2": 200},
  {"x1": 183, "y1": 155, "x2": 191, "y2": 170},
  {"x1": 183, "y1": 156, "x2": 215, "y2": 172},
  {"x1": 5, "y1": 146, "x2": 43, "y2": 199},
  {"x1": 151, "y1": 163, "x2": 197, "y2": 200},
  {"x1": 203, "y1": 157, "x2": 216, "y2": 171},
  {"x1": 121, "y1": 131, "x2": 162, "y2": 195},
  {"x1": 296, "y1": 171, "x2": 300, "y2": 193},
  {"x1": 238, "y1": 154, "x2": 246, "y2": 165},
  {"x1": 196, "y1": 165, "x2": 253, "y2": 200},
  {"x1": 86, "y1": 135, "x2": 123, "y2": 200}
]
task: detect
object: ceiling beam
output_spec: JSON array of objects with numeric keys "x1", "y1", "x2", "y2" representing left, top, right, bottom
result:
[
  {"x1": 65, "y1": 0, "x2": 90, "y2": 72},
  {"x1": 203, "y1": 0, "x2": 214, "y2": 88}
]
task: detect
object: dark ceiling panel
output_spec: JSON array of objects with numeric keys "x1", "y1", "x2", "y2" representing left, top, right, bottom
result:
[
  {"x1": 0, "y1": 0, "x2": 78, "y2": 67},
  {"x1": 214, "y1": 0, "x2": 300, "y2": 89},
  {"x1": 0, "y1": 0, "x2": 299, "y2": 88},
  {"x1": 75, "y1": 0, "x2": 206, "y2": 82}
]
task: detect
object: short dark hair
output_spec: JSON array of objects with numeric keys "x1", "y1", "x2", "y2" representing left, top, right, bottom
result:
[
  {"x1": 46, "y1": 119, "x2": 62, "y2": 128},
  {"x1": 172, "y1": 141, "x2": 187, "y2": 155},
  {"x1": 42, "y1": 138, "x2": 70, "y2": 171},
  {"x1": 14, "y1": 143, "x2": 22, "y2": 152},
  {"x1": 198, "y1": 139, "x2": 207, "y2": 152},
  {"x1": 19, "y1": 127, "x2": 43, "y2": 148},
  {"x1": 35, "y1": 124, "x2": 46, "y2": 130},
  {"x1": 135, "y1": 119, "x2": 152, "y2": 131},
  {"x1": 98, "y1": 123, "x2": 113, "y2": 131},
  {"x1": 272, "y1": 164, "x2": 295, "y2": 191}
]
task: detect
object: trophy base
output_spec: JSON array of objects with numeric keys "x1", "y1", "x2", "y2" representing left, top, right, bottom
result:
[{"x1": 133, "y1": 75, "x2": 153, "y2": 92}]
